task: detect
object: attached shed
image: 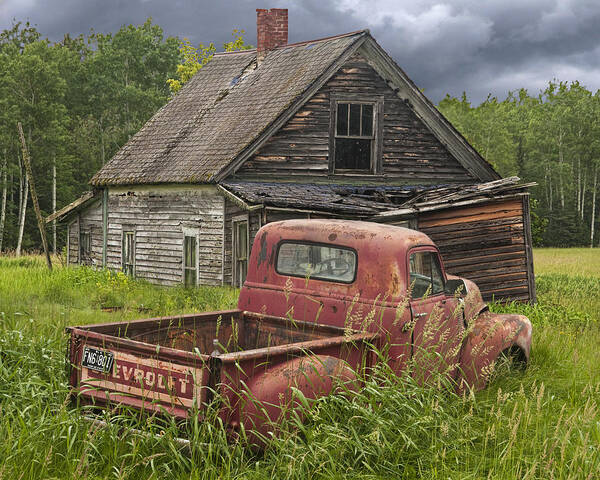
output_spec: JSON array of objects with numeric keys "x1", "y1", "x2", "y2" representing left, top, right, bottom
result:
[{"x1": 48, "y1": 8, "x2": 536, "y2": 303}]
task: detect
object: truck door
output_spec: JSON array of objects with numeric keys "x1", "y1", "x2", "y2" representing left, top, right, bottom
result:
[{"x1": 407, "y1": 248, "x2": 463, "y2": 382}]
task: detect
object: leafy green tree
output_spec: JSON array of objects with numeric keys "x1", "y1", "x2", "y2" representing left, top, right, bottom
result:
[
  {"x1": 167, "y1": 29, "x2": 251, "y2": 95},
  {"x1": 439, "y1": 82, "x2": 600, "y2": 247}
]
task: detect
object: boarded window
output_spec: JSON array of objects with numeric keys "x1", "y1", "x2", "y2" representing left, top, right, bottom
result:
[
  {"x1": 183, "y1": 235, "x2": 197, "y2": 287},
  {"x1": 276, "y1": 242, "x2": 356, "y2": 283},
  {"x1": 233, "y1": 219, "x2": 248, "y2": 288},
  {"x1": 79, "y1": 231, "x2": 91, "y2": 264},
  {"x1": 334, "y1": 102, "x2": 375, "y2": 171},
  {"x1": 122, "y1": 231, "x2": 135, "y2": 276},
  {"x1": 409, "y1": 251, "x2": 444, "y2": 298}
]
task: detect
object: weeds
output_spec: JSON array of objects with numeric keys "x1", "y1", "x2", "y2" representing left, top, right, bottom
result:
[{"x1": 0, "y1": 254, "x2": 599, "y2": 479}]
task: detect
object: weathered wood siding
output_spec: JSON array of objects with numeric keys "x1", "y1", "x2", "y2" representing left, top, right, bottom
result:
[
  {"x1": 233, "y1": 53, "x2": 476, "y2": 185},
  {"x1": 223, "y1": 199, "x2": 262, "y2": 285},
  {"x1": 417, "y1": 196, "x2": 534, "y2": 302},
  {"x1": 104, "y1": 186, "x2": 224, "y2": 285},
  {"x1": 70, "y1": 186, "x2": 224, "y2": 285},
  {"x1": 67, "y1": 201, "x2": 102, "y2": 266},
  {"x1": 67, "y1": 219, "x2": 79, "y2": 265}
]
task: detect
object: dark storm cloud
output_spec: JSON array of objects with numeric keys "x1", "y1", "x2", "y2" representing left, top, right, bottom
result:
[{"x1": 2, "y1": 0, "x2": 600, "y2": 103}]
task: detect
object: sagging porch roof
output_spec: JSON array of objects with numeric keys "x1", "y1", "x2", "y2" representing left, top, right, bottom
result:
[
  {"x1": 220, "y1": 177, "x2": 534, "y2": 219},
  {"x1": 46, "y1": 177, "x2": 533, "y2": 225}
]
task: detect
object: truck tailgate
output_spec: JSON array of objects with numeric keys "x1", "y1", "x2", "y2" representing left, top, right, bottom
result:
[{"x1": 68, "y1": 326, "x2": 212, "y2": 418}]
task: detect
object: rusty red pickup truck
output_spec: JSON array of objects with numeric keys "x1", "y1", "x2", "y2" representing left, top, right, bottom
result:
[{"x1": 67, "y1": 219, "x2": 532, "y2": 440}]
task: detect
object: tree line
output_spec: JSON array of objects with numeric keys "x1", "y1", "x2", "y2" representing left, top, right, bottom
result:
[
  {"x1": 0, "y1": 19, "x2": 181, "y2": 253},
  {"x1": 438, "y1": 84, "x2": 600, "y2": 247},
  {"x1": 0, "y1": 19, "x2": 597, "y2": 252}
]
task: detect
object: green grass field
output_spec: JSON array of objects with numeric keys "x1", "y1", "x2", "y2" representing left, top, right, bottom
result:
[{"x1": 0, "y1": 251, "x2": 598, "y2": 479}]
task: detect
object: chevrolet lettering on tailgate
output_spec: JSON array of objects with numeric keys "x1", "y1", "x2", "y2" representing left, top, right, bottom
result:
[{"x1": 80, "y1": 348, "x2": 207, "y2": 409}]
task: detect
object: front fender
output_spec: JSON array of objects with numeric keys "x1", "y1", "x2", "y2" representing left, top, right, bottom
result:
[{"x1": 459, "y1": 311, "x2": 532, "y2": 391}]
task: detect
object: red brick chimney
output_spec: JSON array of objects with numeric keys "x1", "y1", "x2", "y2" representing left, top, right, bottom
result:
[{"x1": 256, "y1": 8, "x2": 288, "y2": 61}]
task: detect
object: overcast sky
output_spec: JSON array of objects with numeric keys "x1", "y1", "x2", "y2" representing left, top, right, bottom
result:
[{"x1": 2, "y1": 0, "x2": 600, "y2": 103}]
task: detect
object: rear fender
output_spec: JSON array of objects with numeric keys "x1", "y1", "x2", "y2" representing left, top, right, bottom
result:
[
  {"x1": 240, "y1": 355, "x2": 356, "y2": 442},
  {"x1": 459, "y1": 311, "x2": 532, "y2": 391}
]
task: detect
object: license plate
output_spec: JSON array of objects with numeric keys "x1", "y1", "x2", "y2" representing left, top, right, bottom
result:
[{"x1": 82, "y1": 346, "x2": 114, "y2": 373}]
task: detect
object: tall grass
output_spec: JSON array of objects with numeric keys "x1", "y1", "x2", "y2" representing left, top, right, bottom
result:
[{"x1": 0, "y1": 254, "x2": 598, "y2": 479}]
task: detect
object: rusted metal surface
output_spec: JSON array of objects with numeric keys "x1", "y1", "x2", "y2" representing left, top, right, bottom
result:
[
  {"x1": 67, "y1": 219, "x2": 532, "y2": 440},
  {"x1": 67, "y1": 308, "x2": 375, "y2": 437},
  {"x1": 240, "y1": 219, "x2": 532, "y2": 387},
  {"x1": 459, "y1": 311, "x2": 532, "y2": 390}
]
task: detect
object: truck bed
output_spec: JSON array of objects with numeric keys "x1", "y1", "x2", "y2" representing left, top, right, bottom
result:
[{"x1": 67, "y1": 310, "x2": 376, "y2": 422}]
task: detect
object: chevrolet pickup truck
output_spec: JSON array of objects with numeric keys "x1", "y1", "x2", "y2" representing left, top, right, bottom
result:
[{"x1": 67, "y1": 219, "x2": 532, "y2": 440}]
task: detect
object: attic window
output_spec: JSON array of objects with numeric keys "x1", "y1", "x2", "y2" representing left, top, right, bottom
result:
[{"x1": 330, "y1": 96, "x2": 383, "y2": 174}]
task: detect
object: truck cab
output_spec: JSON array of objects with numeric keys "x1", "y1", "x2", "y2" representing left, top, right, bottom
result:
[
  {"x1": 239, "y1": 219, "x2": 532, "y2": 388},
  {"x1": 67, "y1": 219, "x2": 532, "y2": 442}
]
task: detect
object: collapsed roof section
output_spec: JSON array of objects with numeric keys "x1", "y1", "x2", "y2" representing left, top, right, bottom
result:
[{"x1": 220, "y1": 177, "x2": 533, "y2": 219}]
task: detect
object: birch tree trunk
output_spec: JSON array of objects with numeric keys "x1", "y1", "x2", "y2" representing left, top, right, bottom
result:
[
  {"x1": 16, "y1": 174, "x2": 28, "y2": 256},
  {"x1": 581, "y1": 169, "x2": 587, "y2": 220},
  {"x1": 18, "y1": 154, "x2": 23, "y2": 222},
  {"x1": 53, "y1": 156, "x2": 57, "y2": 254},
  {"x1": 548, "y1": 165, "x2": 553, "y2": 211},
  {"x1": 577, "y1": 156, "x2": 581, "y2": 215},
  {"x1": 0, "y1": 150, "x2": 7, "y2": 253},
  {"x1": 591, "y1": 167, "x2": 597, "y2": 248},
  {"x1": 558, "y1": 127, "x2": 565, "y2": 209},
  {"x1": 99, "y1": 115, "x2": 105, "y2": 165}
]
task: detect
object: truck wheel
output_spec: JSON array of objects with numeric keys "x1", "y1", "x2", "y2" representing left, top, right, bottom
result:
[{"x1": 498, "y1": 345, "x2": 527, "y2": 372}]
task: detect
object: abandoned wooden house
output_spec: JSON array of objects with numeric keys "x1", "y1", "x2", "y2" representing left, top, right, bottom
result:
[{"x1": 48, "y1": 8, "x2": 536, "y2": 302}]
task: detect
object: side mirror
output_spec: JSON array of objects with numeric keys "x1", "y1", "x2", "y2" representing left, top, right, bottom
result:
[{"x1": 445, "y1": 278, "x2": 468, "y2": 297}]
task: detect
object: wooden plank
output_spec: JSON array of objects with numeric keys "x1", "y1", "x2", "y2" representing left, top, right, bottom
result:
[
  {"x1": 440, "y1": 244, "x2": 525, "y2": 260},
  {"x1": 521, "y1": 194, "x2": 537, "y2": 303},
  {"x1": 233, "y1": 54, "x2": 481, "y2": 184},
  {"x1": 419, "y1": 208, "x2": 523, "y2": 228},
  {"x1": 420, "y1": 216, "x2": 523, "y2": 235}
]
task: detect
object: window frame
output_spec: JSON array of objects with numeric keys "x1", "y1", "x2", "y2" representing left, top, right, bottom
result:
[
  {"x1": 182, "y1": 226, "x2": 200, "y2": 287},
  {"x1": 79, "y1": 230, "x2": 91, "y2": 265},
  {"x1": 275, "y1": 240, "x2": 358, "y2": 284},
  {"x1": 232, "y1": 215, "x2": 250, "y2": 288},
  {"x1": 406, "y1": 246, "x2": 447, "y2": 299},
  {"x1": 329, "y1": 94, "x2": 384, "y2": 175},
  {"x1": 121, "y1": 230, "x2": 135, "y2": 277}
]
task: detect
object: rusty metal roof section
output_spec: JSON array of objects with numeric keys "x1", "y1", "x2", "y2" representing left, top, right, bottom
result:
[
  {"x1": 220, "y1": 177, "x2": 533, "y2": 218},
  {"x1": 90, "y1": 31, "x2": 368, "y2": 186}
]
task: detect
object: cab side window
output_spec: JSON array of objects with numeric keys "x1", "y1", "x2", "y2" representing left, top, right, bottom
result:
[{"x1": 409, "y1": 251, "x2": 444, "y2": 298}]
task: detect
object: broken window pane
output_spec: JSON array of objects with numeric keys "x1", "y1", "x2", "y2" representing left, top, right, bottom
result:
[
  {"x1": 334, "y1": 101, "x2": 377, "y2": 171},
  {"x1": 236, "y1": 222, "x2": 248, "y2": 259},
  {"x1": 184, "y1": 235, "x2": 197, "y2": 287},
  {"x1": 233, "y1": 220, "x2": 249, "y2": 287},
  {"x1": 335, "y1": 138, "x2": 371, "y2": 170},
  {"x1": 79, "y1": 232, "x2": 91, "y2": 264},
  {"x1": 122, "y1": 232, "x2": 135, "y2": 276}
]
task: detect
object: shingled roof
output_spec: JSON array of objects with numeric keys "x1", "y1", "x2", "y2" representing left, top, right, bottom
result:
[{"x1": 91, "y1": 31, "x2": 367, "y2": 186}]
